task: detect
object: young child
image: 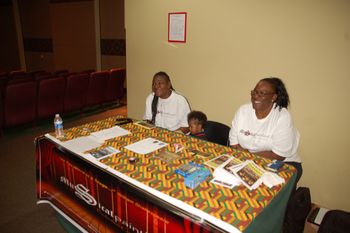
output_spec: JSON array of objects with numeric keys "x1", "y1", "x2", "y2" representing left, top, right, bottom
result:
[{"x1": 187, "y1": 111, "x2": 207, "y2": 140}]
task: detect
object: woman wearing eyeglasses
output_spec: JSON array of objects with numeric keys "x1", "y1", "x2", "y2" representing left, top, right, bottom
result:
[{"x1": 229, "y1": 77, "x2": 302, "y2": 183}]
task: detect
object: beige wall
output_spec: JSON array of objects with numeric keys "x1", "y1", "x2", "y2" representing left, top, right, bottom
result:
[{"x1": 125, "y1": 1, "x2": 350, "y2": 211}]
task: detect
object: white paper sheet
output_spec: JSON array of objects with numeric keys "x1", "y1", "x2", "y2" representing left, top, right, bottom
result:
[
  {"x1": 261, "y1": 172, "x2": 285, "y2": 188},
  {"x1": 91, "y1": 126, "x2": 130, "y2": 141},
  {"x1": 62, "y1": 136, "x2": 102, "y2": 154},
  {"x1": 124, "y1": 138, "x2": 167, "y2": 155}
]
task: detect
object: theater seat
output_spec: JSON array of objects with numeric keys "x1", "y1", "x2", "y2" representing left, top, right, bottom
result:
[
  {"x1": 86, "y1": 71, "x2": 109, "y2": 108},
  {"x1": 64, "y1": 74, "x2": 89, "y2": 113},
  {"x1": 105, "y1": 68, "x2": 126, "y2": 104},
  {"x1": 4, "y1": 80, "x2": 37, "y2": 128},
  {"x1": 37, "y1": 77, "x2": 66, "y2": 119}
]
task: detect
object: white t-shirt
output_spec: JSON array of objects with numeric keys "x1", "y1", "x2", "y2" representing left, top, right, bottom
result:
[
  {"x1": 143, "y1": 91, "x2": 190, "y2": 131},
  {"x1": 229, "y1": 103, "x2": 301, "y2": 162}
]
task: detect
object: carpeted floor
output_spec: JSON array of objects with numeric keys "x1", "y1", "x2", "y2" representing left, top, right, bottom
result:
[{"x1": 0, "y1": 104, "x2": 127, "y2": 233}]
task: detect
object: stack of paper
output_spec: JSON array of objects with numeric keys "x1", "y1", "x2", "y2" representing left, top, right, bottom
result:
[
  {"x1": 210, "y1": 156, "x2": 243, "y2": 189},
  {"x1": 208, "y1": 155, "x2": 285, "y2": 190}
]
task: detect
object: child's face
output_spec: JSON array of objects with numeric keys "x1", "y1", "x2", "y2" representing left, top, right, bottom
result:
[{"x1": 189, "y1": 119, "x2": 203, "y2": 135}]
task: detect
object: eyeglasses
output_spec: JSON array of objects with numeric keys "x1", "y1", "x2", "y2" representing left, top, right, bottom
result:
[{"x1": 250, "y1": 90, "x2": 275, "y2": 97}]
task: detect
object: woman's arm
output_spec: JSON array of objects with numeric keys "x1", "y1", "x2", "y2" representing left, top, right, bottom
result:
[
  {"x1": 231, "y1": 144, "x2": 285, "y2": 161},
  {"x1": 254, "y1": 150, "x2": 285, "y2": 161}
]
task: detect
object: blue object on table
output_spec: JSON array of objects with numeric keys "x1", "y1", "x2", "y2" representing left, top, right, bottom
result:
[
  {"x1": 175, "y1": 162, "x2": 203, "y2": 177},
  {"x1": 184, "y1": 167, "x2": 211, "y2": 189}
]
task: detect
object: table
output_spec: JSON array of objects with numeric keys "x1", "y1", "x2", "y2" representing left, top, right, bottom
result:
[{"x1": 35, "y1": 116, "x2": 296, "y2": 233}]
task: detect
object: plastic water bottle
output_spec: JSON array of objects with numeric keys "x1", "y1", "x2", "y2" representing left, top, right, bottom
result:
[{"x1": 54, "y1": 114, "x2": 64, "y2": 138}]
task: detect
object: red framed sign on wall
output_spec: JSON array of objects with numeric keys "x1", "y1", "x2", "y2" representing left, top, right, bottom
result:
[{"x1": 168, "y1": 12, "x2": 187, "y2": 43}]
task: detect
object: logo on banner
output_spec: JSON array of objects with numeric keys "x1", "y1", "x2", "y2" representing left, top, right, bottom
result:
[
  {"x1": 59, "y1": 175, "x2": 153, "y2": 232},
  {"x1": 75, "y1": 184, "x2": 97, "y2": 206}
]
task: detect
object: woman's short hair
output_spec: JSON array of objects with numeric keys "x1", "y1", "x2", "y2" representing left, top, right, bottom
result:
[{"x1": 260, "y1": 77, "x2": 290, "y2": 109}]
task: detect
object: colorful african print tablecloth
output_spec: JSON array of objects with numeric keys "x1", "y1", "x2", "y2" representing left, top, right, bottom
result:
[{"x1": 37, "y1": 116, "x2": 296, "y2": 233}]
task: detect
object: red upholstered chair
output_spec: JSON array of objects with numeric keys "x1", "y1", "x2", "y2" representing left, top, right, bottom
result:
[
  {"x1": 37, "y1": 77, "x2": 66, "y2": 119},
  {"x1": 105, "y1": 68, "x2": 126, "y2": 104},
  {"x1": 86, "y1": 71, "x2": 109, "y2": 107},
  {"x1": 8, "y1": 70, "x2": 34, "y2": 84},
  {"x1": 4, "y1": 80, "x2": 37, "y2": 128},
  {"x1": 64, "y1": 73, "x2": 89, "y2": 113}
]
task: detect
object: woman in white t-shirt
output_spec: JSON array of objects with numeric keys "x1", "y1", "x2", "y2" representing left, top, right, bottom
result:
[
  {"x1": 229, "y1": 77, "x2": 302, "y2": 183},
  {"x1": 143, "y1": 71, "x2": 190, "y2": 133}
]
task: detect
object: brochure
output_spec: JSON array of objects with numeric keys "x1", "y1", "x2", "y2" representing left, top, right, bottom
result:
[
  {"x1": 153, "y1": 150, "x2": 180, "y2": 163},
  {"x1": 204, "y1": 154, "x2": 231, "y2": 169},
  {"x1": 212, "y1": 156, "x2": 242, "y2": 188},
  {"x1": 87, "y1": 146, "x2": 120, "y2": 160},
  {"x1": 188, "y1": 149, "x2": 211, "y2": 158},
  {"x1": 234, "y1": 161, "x2": 265, "y2": 190}
]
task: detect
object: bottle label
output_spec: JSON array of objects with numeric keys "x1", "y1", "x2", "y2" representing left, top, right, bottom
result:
[{"x1": 55, "y1": 122, "x2": 63, "y2": 129}]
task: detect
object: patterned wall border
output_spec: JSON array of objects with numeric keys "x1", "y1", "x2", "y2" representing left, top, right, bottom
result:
[
  {"x1": 23, "y1": 38, "x2": 53, "y2": 52},
  {"x1": 101, "y1": 39, "x2": 125, "y2": 56}
]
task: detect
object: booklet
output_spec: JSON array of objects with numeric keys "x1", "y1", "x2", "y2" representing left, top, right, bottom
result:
[
  {"x1": 153, "y1": 150, "x2": 180, "y2": 163},
  {"x1": 87, "y1": 146, "x2": 120, "y2": 160},
  {"x1": 234, "y1": 160, "x2": 265, "y2": 190},
  {"x1": 212, "y1": 156, "x2": 242, "y2": 188},
  {"x1": 188, "y1": 149, "x2": 211, "y2": 158},
  {"x1": 204, "y1": 154, "x2": 231, "y2": 169}
]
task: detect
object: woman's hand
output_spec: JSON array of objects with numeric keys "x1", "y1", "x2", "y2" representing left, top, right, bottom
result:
[{"x1": 230, "y1": 144, "x2": 249, "y2": 152}]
